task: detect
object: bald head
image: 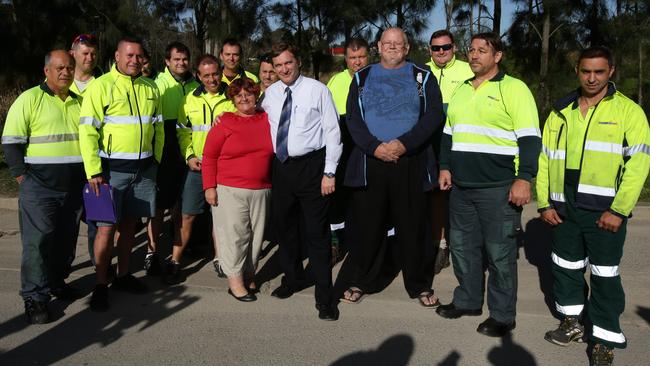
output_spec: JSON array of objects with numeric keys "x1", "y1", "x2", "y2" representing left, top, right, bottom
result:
[
  {"x1": 378, "y1": 27, "x2": 410, "y2": 68},
  {"x1": 44, "y1": 50, "x2": 75, "y2": 97}
]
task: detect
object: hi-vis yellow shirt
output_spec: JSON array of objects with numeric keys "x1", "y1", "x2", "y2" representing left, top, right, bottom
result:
[
  {"x1": 78, "y1": 65, "x2": 164, "y2": 178},
  {"x1": 177, "y1": 85, "x2": 236, "y2": 160},
  {"x1": 326, "y1": 69, "x2": 353, "y2": 115}
]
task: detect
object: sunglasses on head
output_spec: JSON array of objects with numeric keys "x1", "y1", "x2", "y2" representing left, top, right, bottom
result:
[
  {"x1": 430, "y1": 44, "x2": 453, "y2": 52},
  {"x1": 72, "y1": 34, "x2": 97, "y2": 47}
]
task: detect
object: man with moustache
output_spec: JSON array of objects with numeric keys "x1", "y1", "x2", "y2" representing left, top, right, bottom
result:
[
  {"x1": 147, "y1": 42, "x2": 200, "y2": 276},
  {"x1": 436, "y1": 33, "x2": 541, "y2": 338},
  {"x1": 3, "y1": 50, "x2": 85, "y2": 323},
  {"x1": 79, "y1": 37, "x2": 164, "y2": 311},
  {"x1": 167, "y1": 54, "x2": 236, "y2": 282},
  {"x1": 220, "y1": 38, "x2": 259, "y2": 85},
  {"x1": 261, "y1": 41, "x2": 342, "y2": 321},
  {"x1": 538, "y1": 46, "x2": 649, "y2": 366},
  {"x1": 342, "y1": 28, "x2": 444, "y2": 306}
]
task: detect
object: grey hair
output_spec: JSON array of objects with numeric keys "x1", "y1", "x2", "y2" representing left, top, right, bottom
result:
[{"x1": 44, "y1": 49, "x2": 73, "y2": 67}]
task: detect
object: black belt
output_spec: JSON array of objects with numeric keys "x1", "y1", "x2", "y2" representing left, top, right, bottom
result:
[{"x1": 283, "y1": 147, "x2": 325, "y2": 162}]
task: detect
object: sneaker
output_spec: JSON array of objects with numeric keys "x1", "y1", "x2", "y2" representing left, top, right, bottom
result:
[
  {"x1": 111, "y1": 273, "x2": 148, "y2": 294},
  {"x1": 164, "y1": 260, "x2": 182, "y2": 284},
  {"x1": 591, "y1": 343, "x2": 614, "y2": 366},
  {"x1": 544, "y1": 316, "x2": 584, "y2": 346},
  {"x1": 213, "y1": 259, "x2": 226, "y2": 278},
  {"x1": 24, "y1": 298, "x2": 49, "y2": 324},
  {"x1": 89, "y1": 284, "x2": 109, "y2": 312},
  {"x1": 144, "y1": 253, "x2": 162, "y2": 276}
]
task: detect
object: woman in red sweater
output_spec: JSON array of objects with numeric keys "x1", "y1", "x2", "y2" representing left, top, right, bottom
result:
[{"x1": 202, "y1": 78, "x2": 273, "y2": 302}]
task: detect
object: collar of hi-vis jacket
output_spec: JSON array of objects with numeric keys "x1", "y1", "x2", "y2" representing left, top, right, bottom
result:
[{"x1": 553, "y1": 82, "x2": 617, "y2": 113}]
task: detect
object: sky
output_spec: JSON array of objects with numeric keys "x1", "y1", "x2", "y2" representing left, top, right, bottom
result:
[{"x1": 423, "y1": 0, "x2": 519, "y2": 40}]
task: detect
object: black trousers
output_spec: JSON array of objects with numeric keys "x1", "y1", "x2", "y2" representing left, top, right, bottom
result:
[
  {"x1": 272, "y1": 149, "x2": 332, "y2": 305},
  {"x1": 348, "y1": 155, "x2": 430, "y2": 298}
]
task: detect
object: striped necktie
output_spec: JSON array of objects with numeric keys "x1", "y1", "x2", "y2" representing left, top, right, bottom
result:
[{"x1": 275, "y1": 87, "x2": 292, "y2": 162}]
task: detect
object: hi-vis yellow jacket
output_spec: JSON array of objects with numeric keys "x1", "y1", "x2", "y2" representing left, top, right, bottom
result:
[
  {"x1": 177, "y1": 84, "x2": 235, "y2": 160},
  {"x1": 536, "y1": 83, "x2": 650, "y2": 217},
  {"x1": 78, "y1": 65, "x2": 164, "y2": 179}
]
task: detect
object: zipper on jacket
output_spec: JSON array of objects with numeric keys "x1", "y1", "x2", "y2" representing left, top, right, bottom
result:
[
  {"x1": 202, "y1": 105, "x2": 206, "y2": 125},
  {"x1": 131, "y1": 80, "x2": 144, "y2": 160},
  {"x1": 126, "y1": 93, "x2": 134, "y2": 115},
  {"x1": 107, "y1": 134, "x2": 113, "y2": 157}
]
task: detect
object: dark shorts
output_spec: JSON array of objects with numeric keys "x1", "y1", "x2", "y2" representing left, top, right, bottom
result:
[
  {"x1": 156, "y1": 159, "x2": 185, "y2": 209},
  {"x1": 181, "y1": 170, "x2": 208, "y2": 215}
]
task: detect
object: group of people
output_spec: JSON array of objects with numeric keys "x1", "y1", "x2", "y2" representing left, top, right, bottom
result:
[{"x1": 3, "y1": 24, "x2": 648, "y2": 366}]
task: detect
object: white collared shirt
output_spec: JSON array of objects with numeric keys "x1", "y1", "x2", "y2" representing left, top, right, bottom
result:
[{"x1": 261, "y1": 74, "x2": 342, "y2": 173}]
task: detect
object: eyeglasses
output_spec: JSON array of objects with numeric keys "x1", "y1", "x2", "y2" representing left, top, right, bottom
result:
[
  {"x1": 381, "y1": 41, "x2": 405, "y2": 48},
  {"x1": 71, "y1": 34, "x2": 98, "y2": 48},
  {"x1": 430, "y1": 44, "x2": 453, "y2": 52}
]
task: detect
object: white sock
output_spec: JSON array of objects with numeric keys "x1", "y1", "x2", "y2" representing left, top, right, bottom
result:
[{"x1": 439, "y1": 239, "x2": 447, "y2": 249}]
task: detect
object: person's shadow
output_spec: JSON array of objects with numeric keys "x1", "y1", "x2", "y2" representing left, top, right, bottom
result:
[
  {"x1": 330, "y1": 334, "x2": 414, "y2": 366},
  {"x1": 636, "y1": 306, "x2": 650, "y2": 327},
  {"x1": 0, "y1": 284, "x2": 199, "y2": 364},
  {"x1": 487, "y1": 332, "x2": 537, "y2": 365},
  {"x1": 521, "y1": 217, "x2": 558, "y2": 318}
]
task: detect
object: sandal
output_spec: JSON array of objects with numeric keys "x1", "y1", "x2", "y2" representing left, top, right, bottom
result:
[
  {"x1": 418, "y1": 290, "x2": 440, "y2": 308},
  {"x1": 340, "y1": 287, "x2": 366, "y2": 304}
]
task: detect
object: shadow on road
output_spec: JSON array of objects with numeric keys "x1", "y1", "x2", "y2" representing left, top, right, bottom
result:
[
  {"x1": 636, "y1": 306, "x2": 650, "y2": 327},
  {"x1": 330, "y1": 334, "x2": 414, "y2": 366},
  {"x1": 438, "y1": 350, "x2": 461, "y2": 365},
  {"x1": 521, "y1": 218, "x2": 557, "y2": 319},
  {"x1": 487, "y1": 332, "x2": 538, "y2": 365},
  {"x1": 0, "y1": 284, "x2": 199, "y2": 365}
]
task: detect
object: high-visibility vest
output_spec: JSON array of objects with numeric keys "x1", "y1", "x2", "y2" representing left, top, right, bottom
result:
[
  {"x1": 78, "y1": 64, "x2": 164, "y2": 178},
  {"x1": 177, "y1": 85, "x2": 236, "y2": 160},
  {"x1": 221, "y1": 68, "x2": 259, "y2": 85},
  {"x1": 426, "y1": 56, "x2": 474, "y2": 106},
  {"x1": 155, "y1": 67, "x2": 200, "y2": 122},
  {"x1": 536, "y1": 84, "x2": 650, "y2": 216},
  {"x1": 326, "y1": 69, "x2": 353, "y2": 115},
  {"x1": 2, "y1": 84, "x2": 82, "y2": 164}
]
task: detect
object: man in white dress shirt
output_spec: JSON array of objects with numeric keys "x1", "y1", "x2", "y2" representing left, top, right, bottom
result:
[{"x1": 261, "y1": 41, "x2": 342, "y2": 321}]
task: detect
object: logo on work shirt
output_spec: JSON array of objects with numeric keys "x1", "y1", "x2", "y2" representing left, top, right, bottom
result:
[
  {"x1": 598, "y1": 121, "x2": 617, "y2": 125},
  {"x1": 147, "y1": 98, "x2": 156, "y2": 101},
  {"x1": 487, "y1": 95, "x2": 501, "y2": 102}
]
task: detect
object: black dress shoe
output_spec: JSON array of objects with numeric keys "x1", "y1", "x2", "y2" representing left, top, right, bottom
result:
[
  {"x1": 51, "y1": 283, "x2": 83, "y2": 301},
  {"x1": 316, "y1": 304, "x2": 339, "y2": 321},
  {"x1": 270, "y1": 285, "x2": 294, "y2": 299},
  {"x1": 228, "y1": 289, "x2": 257, "y2": 302},
  {"x1": 476, "y1": 317, "x2": 516, "y2": 337},
  {"x1": 436, "y1": 303, "x2": 482, "y2": 319}
]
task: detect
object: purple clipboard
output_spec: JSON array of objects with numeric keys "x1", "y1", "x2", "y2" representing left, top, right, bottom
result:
[{"x1": 83, "y1": 183, "x2": 117, "y2": 223}]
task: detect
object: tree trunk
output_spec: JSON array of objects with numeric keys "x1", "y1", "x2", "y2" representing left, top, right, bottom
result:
[
  {"x1": 469, "y1": 0, "x2": 474, "y2": 34},
  {"x1": 296, "y1": 0, "x2": 303, "y2": 50},
  {"x1": 539, "y1": 9, "x2": 551, "y2": 116},
  {"x1": 396, "y1": 3, "x2": 405, "y2": 28},
  {"x1": 493, "y1": 0, "x2": 501, "y2": 34},
  {"x1": 445, "y1": 0, "x2": 453, "y2": 30},
  {"x1": 478, "y1": 0, "x2": 482, "y2": 32}
]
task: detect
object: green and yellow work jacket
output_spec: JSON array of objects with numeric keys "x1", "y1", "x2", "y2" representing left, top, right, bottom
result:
[
  {"x1": 326, "y1": 69, "x2": 353, "y2": 115},
  {"x1": 536, "y1": 83, "x2": 650, "y2": 217},
  {"x1": 78, "y1": 64, "x2": 164, "y2": 179},
  {"x1": 177, "y1": 84, "x2": 236, "y2": 161},
  {"x1": 426, "y1": 56, "x2": 474, "y2": 108},
  {"x1": 2, "y1": 83, "x2": 85, "y2": 190}
]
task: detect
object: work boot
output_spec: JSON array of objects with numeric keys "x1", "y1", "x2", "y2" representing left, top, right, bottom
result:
[
  {"x1": 164, "y1": 260, "x2": 182, "y2": 284},
  {"x1": 544, "y1": 316, "x2": 584, "y2": 346},
  {"x1": 213, "y1": 259, "x2": 226, "y2": 278},
  {"x1": 590, "y1": 343, "x2": 614, "y2": 366},
  {"x1": 24, "y1": 298, "x2": 49, "y2": 324}
]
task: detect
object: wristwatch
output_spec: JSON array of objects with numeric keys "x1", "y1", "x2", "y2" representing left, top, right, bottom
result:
[{"x1": 323, "y1": 172, "x2": 335, "y2": 178}]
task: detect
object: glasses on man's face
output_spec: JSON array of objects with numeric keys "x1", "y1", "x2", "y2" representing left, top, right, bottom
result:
[
  {"x1": 382, "y1": 41, "x2": 405, "y2": 48},
  {"x1": 430, "y1": 44, "x2": 453, "y2": 52}
]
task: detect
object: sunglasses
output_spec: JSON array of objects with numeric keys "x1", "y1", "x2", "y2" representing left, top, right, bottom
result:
[
  {"x1": 72, "y1": 34, "x2": 98, "y2": 47},
  {"x1": 430, "y1": 44, "x2": 453, "y2": 52}
]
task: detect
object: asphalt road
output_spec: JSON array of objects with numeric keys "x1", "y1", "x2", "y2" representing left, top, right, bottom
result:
[{"x1": 0, "y1": 203, "x2": 648, "y2": 365}]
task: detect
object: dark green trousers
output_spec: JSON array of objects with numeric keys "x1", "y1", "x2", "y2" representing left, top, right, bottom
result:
[
  {"x1": 449, "y1": 184, "x2": 520, "y2": 323},
  {"x1": 552, "y1": 185, "x2": 627, "y2": 349}
]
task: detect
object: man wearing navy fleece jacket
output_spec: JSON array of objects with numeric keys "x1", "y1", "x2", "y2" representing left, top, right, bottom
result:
[{"x1": 341, "y1": 27, "x2": 444, "y2": 306}]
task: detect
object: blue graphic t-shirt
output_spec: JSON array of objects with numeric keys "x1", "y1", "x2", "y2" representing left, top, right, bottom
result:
[{"x1": 362, "y1": 63, "x2": 419, "y2": 142}]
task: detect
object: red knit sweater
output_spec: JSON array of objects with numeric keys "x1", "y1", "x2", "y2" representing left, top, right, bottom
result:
[{"x1": 202, "y1": 111, "x2": 273, "y2": 190}]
